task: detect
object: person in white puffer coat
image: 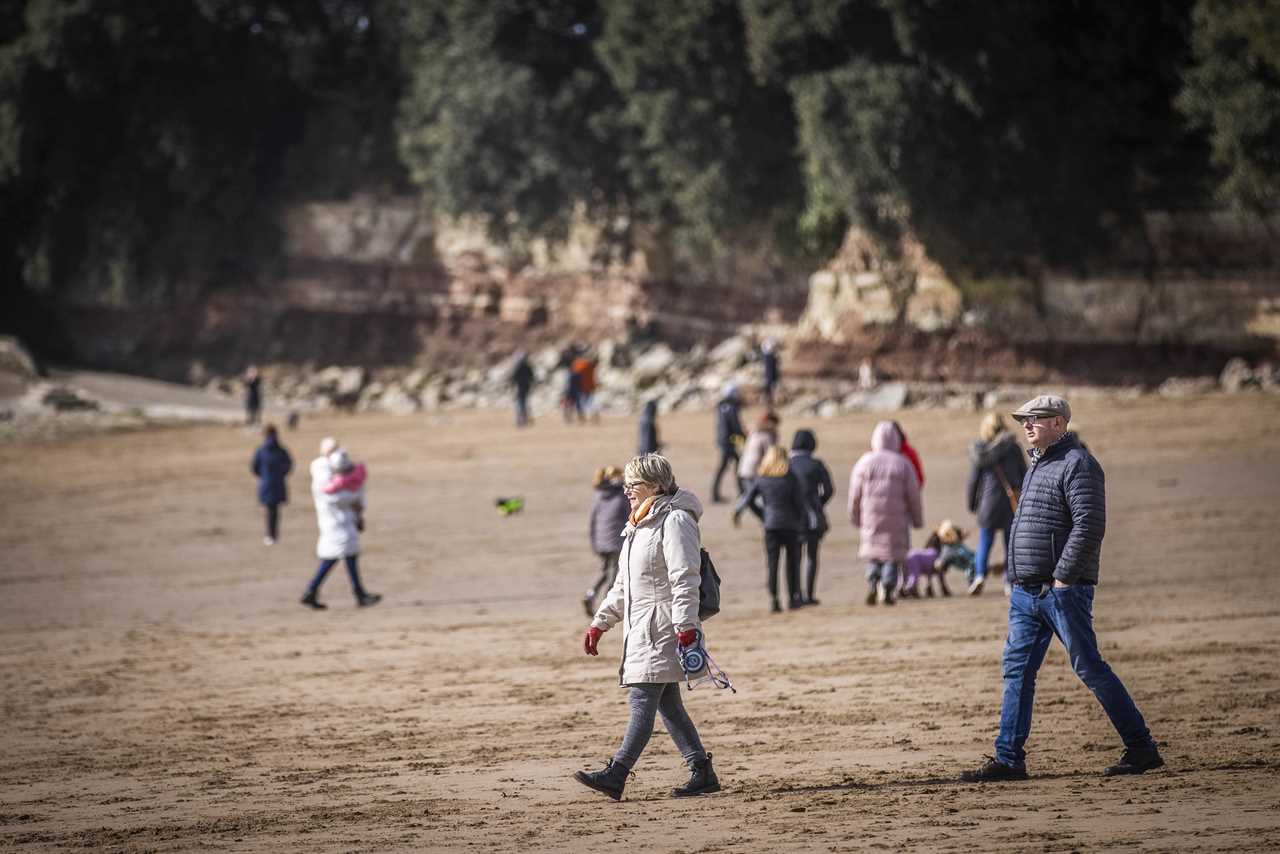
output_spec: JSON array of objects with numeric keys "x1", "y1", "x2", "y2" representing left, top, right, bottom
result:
[
  {"x1": 574, "y1": 453, "x2": 721, "y2": 802},
  {"x1": 299, "y1": 447, "x2": 381, "y2": 610}
]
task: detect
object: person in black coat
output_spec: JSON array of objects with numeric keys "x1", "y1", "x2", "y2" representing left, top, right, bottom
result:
[
  {"x1": 710, "y1": 384, "x2": 746, "y2": 502},
  {"x1": 733, "y1": 445, "x2": 809, "y2": 612},
  {"x1": 250, "y1": 424, "x2": 293, "y2": 545},
  {"x1": 761, "y1": 339, "x2": 780, "y2": 405},
  {"x1": 511, "y1": 351, "x2": 535, "y2": 427},
  {"x1": 637, "y1": 399, "x2": 661, "y2": 455},
  {"x1": 243, "y1": 365, "x2": 262, "y2": 426},
  {"x1": 788, "y1": 429, "x2": 835, "y2": 605},
  {"x1": 966, "y1": 413, "x2": 1028, "y2": 595}
]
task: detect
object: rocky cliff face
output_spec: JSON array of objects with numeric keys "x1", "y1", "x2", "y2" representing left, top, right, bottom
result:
[{"x1": 51, "y1": 197, "x2": 1278, "y2": 386}]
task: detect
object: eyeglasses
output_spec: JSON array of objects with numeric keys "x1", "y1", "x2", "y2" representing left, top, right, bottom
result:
[
  {"x1": 623, "y1": 481, "x2": 649, "y2": 490},
  {"x1": 1016, "y1": 415, "x2": 1056, "y2": 427}
]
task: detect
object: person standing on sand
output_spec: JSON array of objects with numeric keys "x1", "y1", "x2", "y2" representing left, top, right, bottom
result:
[
  {"x1": 301, "y1": 446, "x2": 381, "y2": 610},
  {"x1": 243, "y1": 365, "x2": 262, "y2": 426},
  {"x1": 966, "y1": 412, "x2": 1027, "y2": 597},
  {"x1": 710, "y1": 384, "x2": 746, "y2": 503},
  {"x1": 848, "y1": 421, "x2": 923, "y2": 606},
  {"x1": 761, "y1": 338, "x2": 780, "y2": 405},
  {"x1": 960, "y1": 395, "x2": 1164, "y2": 782},
  {"x1": 733, "y1": 445, "x2": 809, "y2": 612},
  {"x1": 787, "y1": 429, "x2": 835, "y2": 605},
  {"x1": 583, "y1": 466, "x2": 630, "y2": 617},
  {"x1": 250, "y1": 424, "x2": 292, "y2": 545},
  {"x1": 576, "y1": 454, "x2": 720, "y2": 801},
  {"x1": 637, "y1": 399, "x2": 661, "y2": 455},
  {"x1": 511, "y1": 350, "x2": 535, "y2": 428}
]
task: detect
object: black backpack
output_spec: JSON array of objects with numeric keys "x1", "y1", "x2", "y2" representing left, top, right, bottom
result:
[{"x1": 698, "y1": 548, "x2": 722, "y2": 620}]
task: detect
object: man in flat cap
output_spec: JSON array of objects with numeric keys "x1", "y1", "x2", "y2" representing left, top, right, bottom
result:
[{"x1": 961, "y1": 394, "x2": 1164, "y2": 781}]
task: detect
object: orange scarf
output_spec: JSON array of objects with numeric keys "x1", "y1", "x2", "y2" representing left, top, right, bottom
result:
[{"x1": 629, "y1": 495, "x2": 660, "y2": 527}]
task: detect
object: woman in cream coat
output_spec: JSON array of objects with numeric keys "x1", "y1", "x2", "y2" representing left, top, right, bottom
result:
[{"x1": 575, "y1": 453, "x2": 721, "y2": 801}]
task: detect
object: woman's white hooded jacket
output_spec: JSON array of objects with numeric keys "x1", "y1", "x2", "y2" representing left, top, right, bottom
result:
[{"x1": 591, "y1": 488, "x2": 703, "y2": 685}]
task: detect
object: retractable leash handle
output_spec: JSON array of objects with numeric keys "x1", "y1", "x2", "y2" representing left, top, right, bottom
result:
[{"x1": 677, "y1": 629, "x2": 737, "y2": 694}]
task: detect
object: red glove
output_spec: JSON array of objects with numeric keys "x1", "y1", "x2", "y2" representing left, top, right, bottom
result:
[
  {"x1": 676, "y1": 629, "x2": 698, "y2": 647},
  {"x1": 583, "y1": 626, "x2": 603, "y2": 656}
]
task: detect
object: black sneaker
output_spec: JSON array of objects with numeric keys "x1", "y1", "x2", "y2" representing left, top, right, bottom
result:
[
  {"x1": 960, "y1": 756, "x2": 1028, "y2": 782},
  {"x1": 356, "y1": 592, "x2": 382, "y2": 608},
  {"x1": 1104, "y1": 747, "x2": 1164, "y2": 776},
  {"x1": 300, "y1": 592, "x2": 327, "y2": 610}
]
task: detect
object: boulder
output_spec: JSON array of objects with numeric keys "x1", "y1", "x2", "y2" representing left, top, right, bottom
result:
[
  {"x1": 378, "y1": 385, "x2": 421, "y2": 415},
  {"x1": 1219, "y1": 357, "x2": 1255, "y2": 393},
  {"x1": 0, "y1": 336, "x2": 38, "y2": 379},
  {"x1": 842, "y1": 382, "x2": 909, "y2": 413},
  {"x1": 708, "y1": 335, "x2": 752, "y2": 370},
  {"x1": 1157, "y1": 376, "x2": 1217, "y2": 398},
  {"x1": 631, "y1": 344, "x2": 677, "y2": 387}
]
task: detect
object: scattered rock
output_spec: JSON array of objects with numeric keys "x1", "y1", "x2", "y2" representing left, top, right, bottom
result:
[
  {"x1": 0, "y1": 336, "x2": 38, "y2": 379},
  {"x1": 630, "y1": 344, "x2": 677, "y2": 387},
  {"x1": 1157, "y1": 376, "x2": 1217, "y2": 398},
  {"x1": 1219, "y1": 357, "x2": 1255, "y2": 393},
  {"x1": 843, "y1": 382, "x2": 909, "y2": 413}
]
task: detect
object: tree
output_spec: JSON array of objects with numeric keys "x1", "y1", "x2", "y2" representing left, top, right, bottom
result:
[{"x1": 1178, "y1": 0, "x2": 1280, "y2": 214}]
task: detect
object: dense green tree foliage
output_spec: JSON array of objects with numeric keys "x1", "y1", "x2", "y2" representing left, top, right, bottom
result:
[
  {"x1": 2, "y1": 0, "x2": 1274, "y2": 334},
  {"x1": 1178, "y1": 0, "x2": 1280, "y2": 214}
]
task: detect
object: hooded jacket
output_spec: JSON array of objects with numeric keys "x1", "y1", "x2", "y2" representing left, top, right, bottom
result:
[
  {"x1": 1007, "y1": 432, "x2": 1104, "y2": 586},
  {"x1": 714, "y1": 397, "x2": 745, "y2": 450},
  {"x1": 589, "y1": 483, "x2": 630, "y2": 554},
  {"x1": 591, "y1": 488, "x2": 703, "y2": 685},
  {"x1": 789, "y1": 430, "x2": 835, "y2": 534},
  {"x1": 250, "y1": 437, "x2": 292, "y2": 505},
  {"x1": 966, "y1": 431, "x2": 1027, "y2": 529},
  {"x1": 847, "y1": 421, "x2": 924, "y2": 561}
]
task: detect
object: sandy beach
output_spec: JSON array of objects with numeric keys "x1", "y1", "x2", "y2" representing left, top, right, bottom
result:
[{"x1": 2, "y1": 392, "x2": 1279, "y2": 852}]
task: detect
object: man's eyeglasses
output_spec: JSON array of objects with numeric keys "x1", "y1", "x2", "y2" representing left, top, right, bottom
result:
[{"x1": 1016, "y1": 415, "x2": 1055, "y2": 426}]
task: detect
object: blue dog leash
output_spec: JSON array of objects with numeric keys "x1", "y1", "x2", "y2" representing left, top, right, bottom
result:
[{"x1": 677, "y1": 630, "x2": 736, "y2": 693}]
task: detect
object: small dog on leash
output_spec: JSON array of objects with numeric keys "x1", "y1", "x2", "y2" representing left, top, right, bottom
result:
[{"x1": 901, "y1": 519, "x2": 974, "y2": 598}]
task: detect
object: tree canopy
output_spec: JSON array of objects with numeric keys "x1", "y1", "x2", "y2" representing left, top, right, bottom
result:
[{"x1": 2, "y1": 0, "x2": 1275, "y2": 326}]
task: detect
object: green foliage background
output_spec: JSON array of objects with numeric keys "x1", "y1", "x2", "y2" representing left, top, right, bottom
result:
[{"x1": 2, "y1": 0, "x2": 1276, "y2": 345}]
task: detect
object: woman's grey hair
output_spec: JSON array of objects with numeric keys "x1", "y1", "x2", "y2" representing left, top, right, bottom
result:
[{"x1": 624, "y1": 453, "x2": 678, "y2": 495}]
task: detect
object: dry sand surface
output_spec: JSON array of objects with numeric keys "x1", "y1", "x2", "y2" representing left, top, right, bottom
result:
[{"x1": 2, "y1": 393, "x2": 1279, "y2": 852}]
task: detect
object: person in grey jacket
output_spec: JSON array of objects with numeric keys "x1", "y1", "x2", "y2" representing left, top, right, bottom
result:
[
  {"x1": 583, "y1": 467, "x2": 630, "y2": 616},
  {"x1": 966, "y1": 413, "x2": 1027, "y2": 596},
  {"x1": 788, "y1": 429, "x2": 834, "y2": 605},
  {"x1": 734, "y1": 445, "x2": 809, "y2": 612},
  {"x1": 577, "y1": 454, "x2": 720, "y2": 801},
  {"x1": 961, "y1": 395, "x2": 1163, "y2": 783}
]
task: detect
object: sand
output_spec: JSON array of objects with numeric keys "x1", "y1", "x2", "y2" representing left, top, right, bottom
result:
[{"x1": 2, "y1": 393, "x2": 1279, "y2": 852}]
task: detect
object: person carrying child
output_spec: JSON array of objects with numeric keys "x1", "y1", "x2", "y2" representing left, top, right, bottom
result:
[{"x1": 584, "y1": 466, "x2": 630, "y2": 616}]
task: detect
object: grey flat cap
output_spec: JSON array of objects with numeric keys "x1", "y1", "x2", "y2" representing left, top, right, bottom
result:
[{"x1": 1011, "y1": 394, "x2": 1071, "y2": 423}]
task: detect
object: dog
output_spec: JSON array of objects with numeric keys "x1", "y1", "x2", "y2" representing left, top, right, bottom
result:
[{"x1": 901, "y1": 519, "x2": 974, "y2": 598}]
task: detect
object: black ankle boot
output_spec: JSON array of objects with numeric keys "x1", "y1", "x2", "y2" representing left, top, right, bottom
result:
[
  {"x1": 672, "y1": 752, "x2": 721, "y2": 797},
  {"x1": 574, "y1": 759, "x2": 630, "y2": 801}
]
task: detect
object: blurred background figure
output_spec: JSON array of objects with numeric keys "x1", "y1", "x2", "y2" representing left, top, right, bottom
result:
[
  {"x1": 738, "y1": 410, "x2": 779, "y2": 494},
  {"x1": 511, "y1": 350, "x2": 535, "y2": 428},
  {"x1": 243, "y1": 365, "x2": 262, "y2": 426},
  {"x1": 637, "y1": 399, "x2": 661, "y2": 455},
  {"x1": 761, "y1": 338, "x2": 780, "y2": 405},
  {"x1": 249, "y1": 424, "x2": 292, "y2": 546},
  {"x1": 734, "y1": 445, "x2": 808, "y2": 612},
  {"x1": 572, "y1": 350, "x2": 599, "y2": 423},
  {"x1": 849, "y1": 421, "x2": 924, "y2": 606},
  {"x1": 710, "y1": 384, "x2": 745, "y2": 503},
  {"x1": 788, "y1": 429, "x2": 834, "y2": 606},
  {"x1": 966, "y1": 413, "x2": 1027, "y2": 596},
  {"x1": 302, "y1": 446, "x2": 381, "y2": 610},
  {"x1": 584, "y1": 466, "x2": 629, "y2": 616}
]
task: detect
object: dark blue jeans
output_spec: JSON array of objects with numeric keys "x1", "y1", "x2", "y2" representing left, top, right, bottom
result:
[
  {"x1": 995, "y1": 584, "x2": 1156, "y2": 768},
  {"x1": 306, "y1": 555, "x2": 368, "y2": 599}
]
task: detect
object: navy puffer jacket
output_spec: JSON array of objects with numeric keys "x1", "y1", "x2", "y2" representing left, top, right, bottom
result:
[{"x1": 1007, "y1": 433, "x2": 1104, "y2": 586}]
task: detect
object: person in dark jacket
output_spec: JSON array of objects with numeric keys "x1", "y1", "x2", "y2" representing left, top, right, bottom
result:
[
  {"x1": 243, "y1": 365, "x2": 262, "y2": 426},
  {"x1": 961, "y1": 395, "x2": 1163, "y2": 784},
  {"x1": 710, "y1": 384, "x2": 746, "y2": 502},
  {"x1": 733, "y1": 445, "x2": 809, "y2": 612},
  {"x1": 788, "y1": 429, "x2": 834, "y2": 605},
  {"x1": 250, "y1": 424, "x2": 293, "y2": 545},
  {"x1": 511, "y1": 351, "x2": 535, "y2": 427},
  {"x1": 637, "y1": 400, "x2": 661, "y2": 455},
  {"x1": 761, "y1": 338, "x2": 780, "y2": 405},
  {"x1": 966, "y1": 413, "x2": 1027, "y2": 596},
  {"x1": 584, "y1": 466, "x2": 630, "y2": 616}
]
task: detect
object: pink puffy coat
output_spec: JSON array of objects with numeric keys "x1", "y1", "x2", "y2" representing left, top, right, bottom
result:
[{"x1": 848, "y1": 421, "x2": 924, "y2": 561}]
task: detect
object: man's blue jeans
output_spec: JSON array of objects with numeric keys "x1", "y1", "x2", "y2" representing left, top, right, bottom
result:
[{"x1": 995, "y1": 583, "x2": 1156, "y2": 769}]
